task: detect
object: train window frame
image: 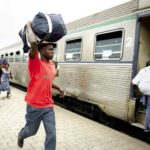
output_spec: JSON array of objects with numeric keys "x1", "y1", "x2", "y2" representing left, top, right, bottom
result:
[
  {"x1": 15, "y1": 51, "x2": 21, "y2": 62},
  {"x1": 9, "y1": 52, "x2": 14, "y2": 62},
  {"x1": 64, "y1": 38, "x2": 82, "y2": 62},
  {"x1": 94, "y1": 29, "x2": 124, "y2": 61}
]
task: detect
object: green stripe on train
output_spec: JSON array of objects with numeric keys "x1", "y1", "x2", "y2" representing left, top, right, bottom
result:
[{"x1": 68, "y1": 15, "x2": 137, "y2": 34}]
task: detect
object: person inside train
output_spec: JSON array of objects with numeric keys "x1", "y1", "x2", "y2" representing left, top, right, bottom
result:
[
  {"x1": 0, "y1": 59, "x2": 13, "y2": 98},
  {"x1": 132, "y1": 61, "x2": 150, "y2": 132},
  {"x1": 17, "y1": 21, "x2": 65, "y2": 150}
]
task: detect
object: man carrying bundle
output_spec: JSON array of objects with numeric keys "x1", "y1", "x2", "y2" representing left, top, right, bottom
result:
[{"x1": 18, "y1": 13, "x2": 66, "y2": 150}]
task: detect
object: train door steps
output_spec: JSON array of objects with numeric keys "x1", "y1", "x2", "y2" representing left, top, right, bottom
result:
[
  {"x1": 137, "y1": 110, "x2": 146, "y2": 124},
  {"x1": 131, "y1": 123, "x2": 144, "y2": 129}
]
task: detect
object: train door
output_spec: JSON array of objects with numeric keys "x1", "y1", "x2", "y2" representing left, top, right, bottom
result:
[{"x1": 133, "y1": 15, "x2": 150, "y2": 128}]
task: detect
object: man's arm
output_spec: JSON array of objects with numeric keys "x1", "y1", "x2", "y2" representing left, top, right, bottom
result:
[
  {"x1": 26, "y1": 21, "x2": 38, "y2": 58},
  {"x1": 52, "y1": 83, "x2": 65, "y2": 98}
]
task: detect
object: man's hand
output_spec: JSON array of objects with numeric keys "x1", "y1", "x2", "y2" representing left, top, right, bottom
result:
[{"x1": 26, "y1": 21, "x2": 32, "y2": 27}]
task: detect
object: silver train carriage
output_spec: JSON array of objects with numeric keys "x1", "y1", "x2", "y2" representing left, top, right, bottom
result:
[{"x1": 0, "y1": 0, "x2": 150, "y2": 128}]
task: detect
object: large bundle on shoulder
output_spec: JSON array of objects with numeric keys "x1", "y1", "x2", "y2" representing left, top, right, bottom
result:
[{"x1": 19, "y1": 12, "x2": 67, "y2": 52}]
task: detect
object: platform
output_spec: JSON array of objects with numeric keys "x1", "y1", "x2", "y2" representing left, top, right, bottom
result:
[{"x1": 0, "y1": 87, "x2": 149, "y2": 150}]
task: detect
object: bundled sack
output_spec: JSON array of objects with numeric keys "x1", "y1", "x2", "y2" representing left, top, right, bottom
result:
[
  {"x1": 19, "y1": 12, "x2": 67, "y2": 52},
  {"x1": 19, "y1": 26, "x2": 30, "y2": 53},
  {"x1": 138, "y1": 80, "x2": 150, "y2": 96},
  {"x1": 132, "y1": 66, "x2": 150, "y2": 96}
]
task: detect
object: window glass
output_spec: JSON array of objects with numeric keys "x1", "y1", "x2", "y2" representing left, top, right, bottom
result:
[
  {"x1": 1, "y1": 55, "x2": 4, "y2": 59},
  {"x1": 5, "y1": 53, "x2": 8, "y2": 61},
  {"x1": 65, "y1": 39, "x2": 82, "y2": 61},
  {"x1": 9, "y1": 52, "x2": 14, "y2": 62},
  {"x1": 23, "y1": 53, "x2": 28, "y2": 63},
  {"x1": 52, "y1": 47, "x2": 57, "y2": 61},
  {"x1": 15, "y1": 51, "x2": 21, "y2": 62},
  {"x1": 94, "y1": 30, "x2": 123, "y2": 60}
]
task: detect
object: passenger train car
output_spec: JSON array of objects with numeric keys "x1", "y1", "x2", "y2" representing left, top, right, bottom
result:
[{"x1": 1, "y1": 0, "x2": 150, "y2": 128}]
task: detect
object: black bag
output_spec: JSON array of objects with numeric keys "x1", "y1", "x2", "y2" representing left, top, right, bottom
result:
[
  {"x1": 32, "y1": 12, "x2": 67, "y2": 43},
  {"x1": 19, "y1": 26, "x2": 30, "y2": 53},
  {"x1": 19, "y1": 12, "x2": 67, "y2": 52}
]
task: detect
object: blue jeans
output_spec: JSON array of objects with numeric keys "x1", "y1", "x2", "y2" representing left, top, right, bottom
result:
[
  {"x1": 18, "y1": 104, "x2": 56, "y2": 150},
  {"x1": 145, "y1": 98, "x2": 150, "y2": 130},
  {"x1": 0, "y1": 81, "x2": 11, "y2": 94}
]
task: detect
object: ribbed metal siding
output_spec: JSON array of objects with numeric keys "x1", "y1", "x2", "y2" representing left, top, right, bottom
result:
[
  {"x1": 54, "y1": 63, "x2": 132, "y2": 121},
  {"x1": 67, "y1": 0, "x2": 139, "y2": 31}
]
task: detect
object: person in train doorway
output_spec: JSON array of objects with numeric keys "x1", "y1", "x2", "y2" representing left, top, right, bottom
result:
[
  {"x1": 132, "y1": 61, "x2": 150, "y2": 132},
  {"x1": 0, "y1": 59, "x2": 13, "y2": 98},
  {"x1": 17, "y1": 21, "x2": 65, "y2": 150}
]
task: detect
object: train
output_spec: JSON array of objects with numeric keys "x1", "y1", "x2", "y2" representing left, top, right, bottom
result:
[{"x1": 0, "y1": 0, "x2": 150, "y2": 129}]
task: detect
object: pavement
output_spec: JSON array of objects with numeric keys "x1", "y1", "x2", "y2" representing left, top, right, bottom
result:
[{"x1": 0, "y1": 87, "x2": 150, "y2": 150}]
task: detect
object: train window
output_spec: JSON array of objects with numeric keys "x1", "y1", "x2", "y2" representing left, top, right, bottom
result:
[
  {"x1": 15, "y1": 51, "x2": 21, "y2": 62},
  {"x1": 65, "y1": 39, "x2": 82, "y2": 61},
  {"x1": 5, "y1": 53, "x2": 8, "y2": 61},
  {"x1": 52, "y1": 46, "x2": 57, "y2": 61},
  {"x1": 9, "y1": 52, "x2": 14, "y2": 62},
  {"x1": 23, "y1": 53, "x2": 28, "y2": 63},
  {"x1": 94, "y1": 30, "x2": 123, "y2": 60},
  {"x1": 1, "y1": 54, "x2": 4, "y2": 59}
]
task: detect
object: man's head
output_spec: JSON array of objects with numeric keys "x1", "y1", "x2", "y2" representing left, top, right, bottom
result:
[
  {"x1": 38, "y1": 43, "x2": 56, "y2": 61},
  {"x1": 146, "y1": 61, "x2": 150, "y2": 67}
]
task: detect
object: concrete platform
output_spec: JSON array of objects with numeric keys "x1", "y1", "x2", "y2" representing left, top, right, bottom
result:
[{"x1": 0, "y1": 87, "x2": 149, "y2": 150}]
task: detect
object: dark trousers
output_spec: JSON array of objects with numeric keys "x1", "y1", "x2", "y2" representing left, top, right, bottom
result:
[{"x1": 18, "y1": 104, "x2": 56, "y2": 150}]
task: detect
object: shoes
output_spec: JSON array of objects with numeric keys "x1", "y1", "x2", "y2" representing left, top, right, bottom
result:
[
  {"x1": 17, "y1": 136, "x2": 24, "y2": 148},
  {"x1": 7, "y1": 93, "x2": 11, "y2": 99}
]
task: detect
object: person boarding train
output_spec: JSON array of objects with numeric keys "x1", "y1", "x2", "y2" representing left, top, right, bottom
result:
[{"x1": 132, "y1": 61, "x2": 150, "y2": 132}]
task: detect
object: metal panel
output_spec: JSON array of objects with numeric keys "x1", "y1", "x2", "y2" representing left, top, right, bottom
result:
[
  {"x1": 54, "y1": 63, "x2": 132, "y2": 121},
  {"x1": 138, "y1": 0, "x2": 150, "y2": 9}
]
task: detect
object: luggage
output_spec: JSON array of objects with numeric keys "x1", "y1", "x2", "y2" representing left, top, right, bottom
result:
[
  {"x1": 19, "y1": 12, "x2": 67, "y2": 52},
  {"x1": 19, "y1": 26, "x2": 30, "y2": 53},
  {"x1": 138, "y1": 82, "x2": 150, "y2": 96}
]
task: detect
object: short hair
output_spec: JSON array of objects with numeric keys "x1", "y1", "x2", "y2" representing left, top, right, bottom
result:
[
  {"x1": 38, "y1": 42, "x2": 56, "y2": 51},
  {"x1": 146, "y1": 61, "x2": 150, "y2": 67}
]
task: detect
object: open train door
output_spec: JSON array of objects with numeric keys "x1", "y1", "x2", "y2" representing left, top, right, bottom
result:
[{"x1": 131, "y1": 9, "x2": 150, "y2": 128}]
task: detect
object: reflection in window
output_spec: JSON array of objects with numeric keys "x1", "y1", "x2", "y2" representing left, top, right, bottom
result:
[
  {"x1": 94, "y1": 30, "x2": 123, "y2": 60},
  {"x1": 65, "y1": 39, "x2": 82, "y2": 61}
]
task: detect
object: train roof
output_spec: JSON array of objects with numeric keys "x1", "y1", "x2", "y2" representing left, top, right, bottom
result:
[{"x1": 66, "y1": 0, "x2": 145, "y2": 31}]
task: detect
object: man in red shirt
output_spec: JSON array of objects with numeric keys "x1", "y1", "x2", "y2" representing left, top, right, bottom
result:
[{"x1": 18, "y1": 21, "x2": 64, "y2": 150}]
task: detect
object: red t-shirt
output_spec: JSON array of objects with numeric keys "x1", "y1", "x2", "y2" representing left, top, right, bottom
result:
[{"x1": 25, "y1": 52, "x2": 56, "y2": 108}]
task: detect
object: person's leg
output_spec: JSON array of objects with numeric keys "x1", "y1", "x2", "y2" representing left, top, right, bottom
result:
[
  {"x1": 42, "y1": 108, "x2": 56, "y2": 150},
  {"x1": 18, "y1": 105, "x2": 42, "y2": 147},
  {"x1": 144, "y1": 99, "x2": 150, "y2": 131},
  {"x1": 0, "y1": 84, "x2": 1, "y2": 94},
  {"x1": 7, "y1": 82, "x2": 11, "y2": 98}
]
